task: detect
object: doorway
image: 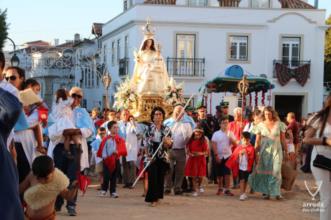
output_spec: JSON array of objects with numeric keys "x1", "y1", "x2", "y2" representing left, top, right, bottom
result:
[{"x1": 274, "y1": 95, "x2": 304, "y2": 121}]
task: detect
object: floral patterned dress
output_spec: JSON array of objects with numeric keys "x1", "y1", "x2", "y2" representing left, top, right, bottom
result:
[
  {"x1": 144, "y1": 123, "x2": 172, "y2": 203},
  {"x1": 249, "y1": 121, "x2": 286, "y2": 196}
]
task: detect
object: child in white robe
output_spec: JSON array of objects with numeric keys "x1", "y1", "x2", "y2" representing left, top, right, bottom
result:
[{"x1": 49, "y1": 89, "x2": 81, "y2": 159}]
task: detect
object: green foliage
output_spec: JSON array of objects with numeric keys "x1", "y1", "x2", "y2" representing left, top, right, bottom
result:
[
  {"x1": 324, "y1": 15, "x2": 331, "y2": 82},
  {"x1": 0, "y1": 9, "x2": 8, "y2": 51},
  {"x1": 326, "y1": 15, "x2": 331, "y2": 63}
]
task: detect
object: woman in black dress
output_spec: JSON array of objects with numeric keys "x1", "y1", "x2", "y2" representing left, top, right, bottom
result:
[{"x1": 144, "y1": 107, "x2": 172, "y2": 207}]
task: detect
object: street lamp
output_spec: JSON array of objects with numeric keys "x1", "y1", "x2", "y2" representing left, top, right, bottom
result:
[
  {"x1": 10, "y1": 53, "x2": 19, "y2": 66},
  {"x1": 6, "y1": 37, "x2": 20, "y2": 66},
  {"x1": 101, "y1": 69, "x2": 112, "y2": 109}
]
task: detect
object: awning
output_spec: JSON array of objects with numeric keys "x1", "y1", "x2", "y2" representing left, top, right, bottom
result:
[{"x1": 206, "y1": 75, "x2": 274, "y2": 93}]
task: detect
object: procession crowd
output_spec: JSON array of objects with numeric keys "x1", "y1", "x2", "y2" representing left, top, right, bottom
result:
[{"x1": 0, "y1": 52, "x2": 330, "y2": 220}]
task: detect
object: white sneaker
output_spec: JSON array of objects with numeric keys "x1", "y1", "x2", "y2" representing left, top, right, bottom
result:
[
  {"x1": 199, "y1": 187, "x2": 205, "y2": 193},
  {"x1": 239, "y1": 194, "x2": 247, "y2": 201},
  {"x1": 97, "y1": 190, "x2": 107, "y2": 197},
  {"x1": 111, "y1": 192, "x2": 119, "y2": 198},
  {"x1": 192, "y1": 191, "x2": 198, "y2": 197}
]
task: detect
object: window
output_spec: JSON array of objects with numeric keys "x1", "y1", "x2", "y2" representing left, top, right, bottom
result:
[
  {"x1": 281, "y1": 37, "x2": 301, "y2": 67},
  {"x1": 117, "y1": 39, "x2": 121, "y2": 64},
  {"x1": 124, "y1": 35, "x2": 129, "y2": 58},
  {"x1": 91, "y1": 68, "x2": 95, "y2": 88},
  {"x1": 251, "y1": 0, "x2": 270, "y2": 8},
  {"x1": 176, "y1": 34, "x2": 196, "y2": 59},
  {"x1": 229, "y1": 35, "x2": 248, "y2": 61},
  {"x1": 88, "y1": 68, "x2": 91, "y2": 88},
  {"x1": 81, "y1": 69, "x2": 84, "y2": 87},
  {"x1": 96, "y1": 72, "x2": 100, "y2": 87},
  {"x1": 103, "y1": 45, "x2": 107, "y2": 63},
  {"x1": 188, "y1": 0, "x2": 207, "y2": 7},
  {"x1": 84, "y1": 68, "x2": 87, "y2": 88},
  {"x1": 176, "y1": 34, "x2": 196, "y2": 76},
  {"x1": 111, "y1": 41, "x2": 115, "y2": 66}
]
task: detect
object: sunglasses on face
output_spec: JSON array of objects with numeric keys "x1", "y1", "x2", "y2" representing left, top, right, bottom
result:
[
  {"x1": 71, "y1": 93, "x2": 82, "y2": 99},
  {"x1": 5, "y1": 76, "x2": 17, "y2": 81}
]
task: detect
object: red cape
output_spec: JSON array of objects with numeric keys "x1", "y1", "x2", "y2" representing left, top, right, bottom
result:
[
  {"x1": 97, "y1": 134, "x2": 127, "y2": 173},
  {"x1": 226, "y1": 145, "x2": 255, "y2": 178}
]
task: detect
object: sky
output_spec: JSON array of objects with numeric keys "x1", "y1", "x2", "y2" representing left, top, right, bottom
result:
[{"x1": 1, "y1": 0, "x2": 330, "y2": 51}]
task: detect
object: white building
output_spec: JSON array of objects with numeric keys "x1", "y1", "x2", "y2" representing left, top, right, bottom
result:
[
  {"x1": 93, "y1": 0, "x2": 326, "y2": 120},
  {"x1": 6, "y1": 40, "x2": 76, "y2": 107}
]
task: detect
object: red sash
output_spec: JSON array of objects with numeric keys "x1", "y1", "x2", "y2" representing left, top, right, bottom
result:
[
  {"x1": 97, "y1": 135, "x2": 127, "y2": 173},
  {"x1": 226, "y1": 145, "x2": 255, "y2": 178}
]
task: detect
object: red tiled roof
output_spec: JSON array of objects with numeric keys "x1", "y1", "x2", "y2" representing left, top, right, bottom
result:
[
  {"x1": 23, "y1": 40, "x2": 50, "y2": 47},
  {"x1": 280, "y1": 0, "x2": 314, "y2": 9}
]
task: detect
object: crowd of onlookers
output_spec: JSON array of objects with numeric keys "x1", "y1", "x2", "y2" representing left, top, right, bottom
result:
[{"x1": 0, "y1": 49, "x2": 330, "y2": 220}]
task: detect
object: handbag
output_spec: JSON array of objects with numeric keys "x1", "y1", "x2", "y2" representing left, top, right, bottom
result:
[
  {"x1": 310, "y1": 116, "x2": 331, "y2": 172},
  {"x1": 313, "y1": 153, "x2": 331, "y2": 171},
  {"x1": 281, "y1": 160, "x2": 297, "y2": 191}
]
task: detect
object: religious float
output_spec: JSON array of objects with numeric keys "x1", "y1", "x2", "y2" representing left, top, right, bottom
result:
[{"x1": 114, "y1": 20, "x2": 184, "y2": 122}]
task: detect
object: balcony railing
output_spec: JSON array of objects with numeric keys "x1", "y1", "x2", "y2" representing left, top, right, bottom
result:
[
  {"x1": 166, "y1": 57, "x2": 205, "y2": 77},
  {"x1": 119, "y1": 58, "x2": 129, "y2": 76},
  {"x1": 219, "y1": 0, "x2": 240, "y2": 7},
  {"x1": 273, "y1": 59, "x2": 311, "y2": 86}
]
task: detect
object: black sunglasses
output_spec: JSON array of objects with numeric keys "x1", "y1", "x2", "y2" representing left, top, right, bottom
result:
[
  {"x1": 5, "y1": 76, "x2": 17, "y2": 81},
  {"x1": 71, "y1": 93, "x2": 82, "y2": 99}
]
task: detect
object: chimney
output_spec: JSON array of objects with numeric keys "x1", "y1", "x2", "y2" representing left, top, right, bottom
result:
[
  {"x1": 74, "y1": 33, "x2": 81, "y2": 43},
  {"x1": 54, "y1": 38, "x2": 59, "y2": 46}
]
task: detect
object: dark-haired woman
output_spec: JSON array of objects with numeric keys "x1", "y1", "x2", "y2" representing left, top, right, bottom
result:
[
  {"x1": 144, "y1": 106, "x2": 172, "y2": 207},
  {"x1": 303, "y1": 95, "x2": 331, "y2": 220},
  {"x1": 248, "y1": 106, "x2": 288, "y2": 200},
  {"x1": 4, "y1": 68, "x2": 44, "y2": 185}
]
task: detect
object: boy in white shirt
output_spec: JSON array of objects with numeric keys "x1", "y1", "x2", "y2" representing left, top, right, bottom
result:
[{"x1": 211, "y1": 116, "x2": 237, "y2": 196}]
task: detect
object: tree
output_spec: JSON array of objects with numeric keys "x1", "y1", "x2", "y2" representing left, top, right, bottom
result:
[
  {"x1": 0, "y1": 9, "x2": 8, "y2": 51},
  {"x1": 324, "y1": 15, "x2": 331, "y2": 82}
]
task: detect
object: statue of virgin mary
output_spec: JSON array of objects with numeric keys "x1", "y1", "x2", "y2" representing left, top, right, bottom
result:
[{"x1": 131, "y1": 20, "x2": 170, "y2": 95}]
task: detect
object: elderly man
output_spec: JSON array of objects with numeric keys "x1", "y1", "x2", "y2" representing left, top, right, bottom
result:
[
  {"x1": 117, "y1": 109, "x2": 136, "y2": 189},
  {"x1": 228, "y1": 107, "x2": 248, "y2": 143},
  {"x1": 48, "y1": 87, "x2": 94, "y2": 216},
  {"x1": 164, "y1": 104, "x2": 195, "y2": 195},
  {"x1": 228, "y1": 107, "x2": 247, "y2": 189}
]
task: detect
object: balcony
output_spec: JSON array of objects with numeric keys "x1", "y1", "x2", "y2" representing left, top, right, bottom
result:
[
  {"x1": 119, "y1": 58, "x2": 129, "y2": 77},
  {"x1": 166, "y1": 57, "x2": 205, "y2": 77},
  {"x1": 219, "y1": 0, "x2": 240, "y2": 7},
  {"x1": 273, "y1": 60, "x2": 311, "y2": 86}
]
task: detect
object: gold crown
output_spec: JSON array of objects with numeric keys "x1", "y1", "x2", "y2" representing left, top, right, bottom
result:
[{"x1": 143, "y1": 18, "x2": 155, "y2": 40}]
